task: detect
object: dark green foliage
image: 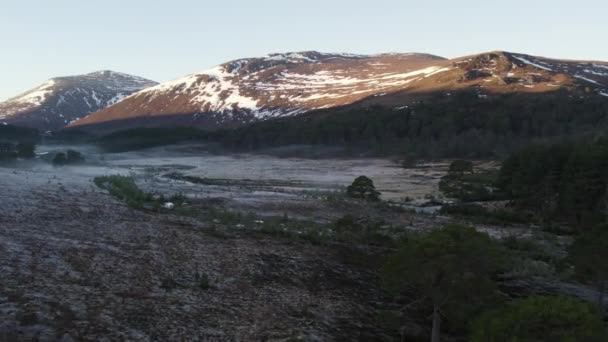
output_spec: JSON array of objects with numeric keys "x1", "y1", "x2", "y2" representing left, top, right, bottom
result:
[
  {"x1": 16, "y1": 143, "x2": 35, "y2": 158},
  {"x1": 439, "y1": 171, "x2": 500, "y2": 202},
  {"x1": 203, "y1": 90, "x2": 608, "y2": 158},
  {"x1": 94, "y1": 175, "x2": 152, "y2": 208},
  {"x1": 46, "y1": 129, "x2": 96, "y2": 144},
  {"x1": 382, "y1": 225, "x2": 507, "y2": 340},
  {"x1": 448, "y1": 160, "x2": 474, "y2": 176},
  {"x1": 52, "y1": 152, "x2": 67, "y2": 165},
  {"x1": 500, "y1": 235, "x2": 567, "y2": 277},
  {"x1": 93, "y1": 90, "x2": 608, "y2": 158},
  {"x1": 0, "y1": 142, "x2": 17, "y2": 161},
  {"x1": 197, "y1": 273, "x2": 211, "y2": 290},
  {"x1": 94, "y1": 175, "x2": 187, "y2": 210},
  {"x1": 346, "y1": 176, "x2": 381, "y2": 201},
  {"x1": 97, "y1": 127, "x2": 206, "y2": 152},
  {"x1": 0, "y1": 141, "x2": 37, "y2": 161},
  {"x1": 497, "y1": 140, "x2": 608, "y2": 229},
  {"x1": 470, "y1": 296, "x2": 607, "y2": 342},
  {"x1": 66, "y1": 149, "x2": 85, "y2": 163},
  {"x1": 0, "y1": 124, "x2": 40, "y2": 144},
  {"x1": 332, "y1": 215, "x2": 394, "y2": 245},
  {"x1": 569, "y1": 225, "x2": 608, "y2": 308},
  {"x1": 52, "y1": 149, "x2": 85, "y2": 165},
  {"x1": 440, "y1": 204, "x2": 529, "y2": 225}
]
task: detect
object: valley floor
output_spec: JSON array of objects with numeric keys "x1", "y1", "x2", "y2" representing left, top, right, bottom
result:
[
  {"x1": 0, "y1": 144, "x2": 566, "y2": 341},
  {"x1": 0, "y1": 164, "x2": 385, "y2": 341}
]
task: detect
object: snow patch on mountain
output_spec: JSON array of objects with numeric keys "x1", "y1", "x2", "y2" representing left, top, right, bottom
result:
[
  {"x1": 0, "y1": 71, "x2": 157, "y2": 130},
  {"x1": 9, "y1": 80, "x2": 57, "y2": 109},
  {"x1": 512, "y1": 55, "x2": 553, "y2": 71},
  {"x1": 69, "y1": 51, "x2": 608, "y2": 132},
  {"x1": 575, "y1": 75, "x2": 600, "y2": 85}
]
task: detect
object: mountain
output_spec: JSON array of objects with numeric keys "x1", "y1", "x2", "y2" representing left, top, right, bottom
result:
[
  {"x1": 66, "y1": 52, "x2": 446, "y2": 131},
  {"x1": 69, "y1": 51, "x2": 608, "y2": 132},
  {"x1": 0, "y1": 71, "x2": 158, "y2": 131}
]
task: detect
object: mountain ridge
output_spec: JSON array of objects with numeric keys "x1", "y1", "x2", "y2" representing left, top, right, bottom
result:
[
  {"x1": 0, "y1": 71, "x2": 158, "y2": 131},
  {"x1": 3, "y1": 50, "x2": 607, "y2": 133},
  {"x1": 67, "y1": 50, "x2": 608, "y2": 133}
]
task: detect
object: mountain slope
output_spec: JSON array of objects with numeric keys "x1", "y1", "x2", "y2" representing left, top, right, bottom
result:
[
  {"x1": 69, "y1": 51, "x2": 608, "y2": 132},
  {"x1": 68, "y1": 52, "x2": 448, "y2": 130},
  {"x1": 0, "y1": 71, "x2": 158, "y2": 131}
]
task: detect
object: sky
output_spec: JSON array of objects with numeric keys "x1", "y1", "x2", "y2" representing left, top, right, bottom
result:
[{"x1": 1, "y1": 0, "x2": 607, "y2": 101}]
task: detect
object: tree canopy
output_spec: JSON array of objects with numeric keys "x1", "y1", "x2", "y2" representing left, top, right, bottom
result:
[
  {"x1": 346, "y1": 175, "x2": 381, "y2": 201},
  {"x1": 382, "y1": 224, "x2": 506, "y2": 342},
  {"x1": 569, "y1": 224, "x2": 608, "y2": 308},
  {"x1": 497, "y1": 140, "x2": 608, "y2": 229},
  {"x1": 470, "y1": 296, "x2": 607, "y2": 342}
]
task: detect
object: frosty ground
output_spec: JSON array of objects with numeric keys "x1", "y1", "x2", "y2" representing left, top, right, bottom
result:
[
  {"x1": 0, "y1": 144, "x2": 543, "y2": 341},
  {"x1": 0, "y1": 145, "x2": 439, "y2": 341}
]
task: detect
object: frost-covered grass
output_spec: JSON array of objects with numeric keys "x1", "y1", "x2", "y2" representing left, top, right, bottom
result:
[
  {"x1": 94, "y1": 175, "x2": 153, "y2": 208},
  {"x1": 94, "y1": 174, "x2": 187, "y2": 210}
]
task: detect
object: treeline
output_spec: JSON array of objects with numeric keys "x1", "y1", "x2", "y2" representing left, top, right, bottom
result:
[
  {"x1": 0, "y1": 124, "x2": 40, "y2": 144},
  {"x1": 97, "y1": 127, "x2": 205, "y2": 152},
  {"x1": 0, "y1": 141, "x2": 35, "y2": 161},
  {"x1": 94, "y1": 90, "x2": 608, "y2": 158},
  {"x1": 497, "y1": 139, "x2": 608, "y2": 230},
  {"x1": 208, "y1": 90, "x2": 608, "y2": 158},
  {"x1": 0, "y1": 124, "x2": 39, "y2": 162}
]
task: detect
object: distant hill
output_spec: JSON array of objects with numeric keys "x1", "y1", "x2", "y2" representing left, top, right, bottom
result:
[
  {"x1": 0, "y1": 71, "x2": 157, "y2": 131},
  {"x1": 68, "y1": 50, "x2": 608, "y2": 133}
]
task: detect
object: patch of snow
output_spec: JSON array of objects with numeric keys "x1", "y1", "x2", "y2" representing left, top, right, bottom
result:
[
  {"x1": 583, "y1": 69, "x2": 608, "y2": 76},
  {"x1": 8, "y1": 79, "x2": 56, "y2": 107},
  {"x1": 91, "y1": 91, "x2": 102, "y2": 107},
  {"x1": 107, "y1": 93, "x2": 126, "y2": 105},
  {"x1": 512, "y1": 55, "x2": 553, "y2": 71},
  {"x1": 574, "y1": 75, "x2": 600, "y2": 85}
]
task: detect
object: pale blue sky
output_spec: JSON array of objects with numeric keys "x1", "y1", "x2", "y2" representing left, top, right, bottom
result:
[{"x1": 1, "y1": 0, "x2": 607, "y2": 101}]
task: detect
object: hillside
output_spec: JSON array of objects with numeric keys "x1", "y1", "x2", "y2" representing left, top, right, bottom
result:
[
  {"x1": 68, "y1": 51, "x2": 608, "y2": 133},
  {"x1": 0, "y1": 71, "x2": 157, "y2": 131}
]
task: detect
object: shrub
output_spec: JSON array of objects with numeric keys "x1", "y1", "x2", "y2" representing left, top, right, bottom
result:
[
  {"x1": 569, "y1": 224, "x2": 608, "y2": 308},
  {"x1": 52, "y1": 152, "x2": 67, "y2": 165},
  {"x1": 198, "y1": 273, "x2": 211, "y2": 290},
  {"x1": 94, "y1": 175, "x2": 151, "y2": 208},
  {"x1": 66, "y1": 149, "x2": 85, "y2": 163},
  {"x1": 440, "y1": 203, "x2": 528, "y2": 225},
  {"x1": 346, "y1": 175, "x2": 381, "y2": 201},
  {"x1": 16, "y1": 143, "x2": 35, "y2": 159},
  {"x1": 0, "y1": 142, "x2": 17, "y2": 161},
  {"x1": 471, "y1": 296, "x2": 607, "y2": 342},
  {"x1": 52, "y1": 150, "x2": 85, "y2": 165},
  {"x1": 448, "y1": 160, "x2": 474, "y2": 176}
]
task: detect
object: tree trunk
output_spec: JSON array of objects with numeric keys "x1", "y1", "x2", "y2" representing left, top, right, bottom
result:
[{"x1": 431, "y1": 304, "x2": 441, "y2": 342}]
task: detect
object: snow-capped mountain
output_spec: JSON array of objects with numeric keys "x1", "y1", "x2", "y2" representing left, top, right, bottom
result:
[
  {"x1": 0, "y1": 71, "x2": 157, "y2": 131},
  {"x1": 68, "y1": 51, "x2": 608, "y2": 132},
  {"x1": 68, "y1": 52, "x2": 447, "y2": 130}
]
